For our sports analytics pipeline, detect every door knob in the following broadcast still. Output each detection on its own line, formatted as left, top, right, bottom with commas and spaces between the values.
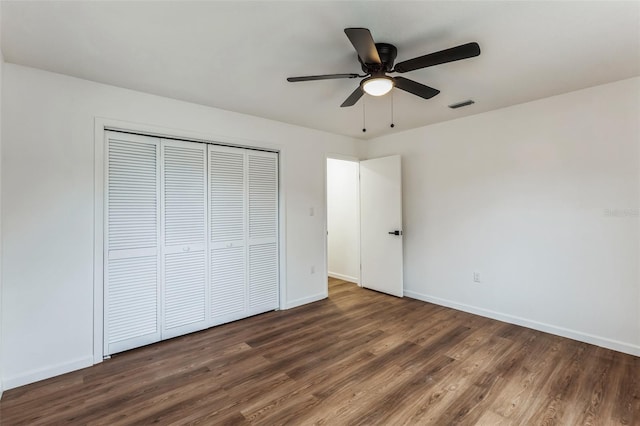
388, 230, 402, 236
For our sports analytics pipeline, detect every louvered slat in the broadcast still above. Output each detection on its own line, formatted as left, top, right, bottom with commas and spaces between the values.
248, 242, 278, 310
211, 246, 245, 318
164, 251, 206, 329
108, 139, 158, 250
210, 150, 245, 242
163, 144, 206, 247
248, 154, 278, 239
107, 253, 158, 344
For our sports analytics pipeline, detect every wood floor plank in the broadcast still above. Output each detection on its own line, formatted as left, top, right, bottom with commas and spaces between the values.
398, 333, 517, 424
1, 278, 638, 425
346, 354, 456, 425
486, 333, 562, 423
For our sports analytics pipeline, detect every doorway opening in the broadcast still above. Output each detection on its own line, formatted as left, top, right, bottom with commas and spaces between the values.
326, 157, 361, 290
326, 154, 404, 298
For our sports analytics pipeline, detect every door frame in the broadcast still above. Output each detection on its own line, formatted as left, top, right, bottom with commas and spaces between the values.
93, 118, 287, 364
324, 153, 362, 294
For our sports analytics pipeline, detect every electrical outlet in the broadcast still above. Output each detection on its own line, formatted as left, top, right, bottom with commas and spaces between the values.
473, 272, 481, 283
311, 265, 315, 274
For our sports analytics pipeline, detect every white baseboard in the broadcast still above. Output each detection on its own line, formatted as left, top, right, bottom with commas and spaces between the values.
3, 356, 94, 391
404, 289, 640, 357
284, 292, 327, 310
328, 272, 359, 284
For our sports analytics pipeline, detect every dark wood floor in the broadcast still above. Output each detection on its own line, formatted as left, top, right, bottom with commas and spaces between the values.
1, 278, 638, 425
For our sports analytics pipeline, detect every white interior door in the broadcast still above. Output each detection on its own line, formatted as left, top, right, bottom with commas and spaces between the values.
360, 155, 403, 297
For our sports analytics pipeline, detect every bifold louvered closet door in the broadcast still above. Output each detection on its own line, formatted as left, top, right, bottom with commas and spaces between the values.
105, 133, 161, 354
209, 146, 247, 322
208, 147, 280, 324
246, 151, 279, 312
105, 131, 279, 356
161, 140, 208, 339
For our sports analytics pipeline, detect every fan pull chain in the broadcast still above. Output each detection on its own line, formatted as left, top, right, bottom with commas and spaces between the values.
390, 91, 395, 128
362, 99, 367, 133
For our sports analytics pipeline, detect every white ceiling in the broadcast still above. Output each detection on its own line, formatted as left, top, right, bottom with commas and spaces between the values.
2, 1, 639, 139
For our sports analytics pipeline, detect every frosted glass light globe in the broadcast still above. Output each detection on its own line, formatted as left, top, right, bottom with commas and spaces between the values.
362, 77, 393, 96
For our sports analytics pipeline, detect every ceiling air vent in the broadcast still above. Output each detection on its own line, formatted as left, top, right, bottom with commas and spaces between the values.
448, 100, 475, 109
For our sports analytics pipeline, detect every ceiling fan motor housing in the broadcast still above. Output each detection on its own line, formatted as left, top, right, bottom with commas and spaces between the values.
359, 43, 398, 73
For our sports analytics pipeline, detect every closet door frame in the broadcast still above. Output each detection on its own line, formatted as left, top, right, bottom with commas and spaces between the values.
93, 119, 286, 363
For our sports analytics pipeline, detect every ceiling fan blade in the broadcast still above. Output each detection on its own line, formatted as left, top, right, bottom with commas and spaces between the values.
393, 77, 440, 99
287, 73, 360, 82
344, 28, 381, 65
340, 86, 364, 107
394, 42, 480, 73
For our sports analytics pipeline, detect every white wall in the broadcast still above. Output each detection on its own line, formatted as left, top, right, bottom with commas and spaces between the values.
3, 62, 638, 392
1, 64, 361, 389
327, 158, 360, 283
366, 77, 640, 356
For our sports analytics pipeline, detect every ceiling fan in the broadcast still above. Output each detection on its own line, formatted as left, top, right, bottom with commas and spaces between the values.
287, 28, 481, 107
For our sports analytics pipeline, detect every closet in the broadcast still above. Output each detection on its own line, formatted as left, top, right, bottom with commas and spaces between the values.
104, 131, 279, 355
